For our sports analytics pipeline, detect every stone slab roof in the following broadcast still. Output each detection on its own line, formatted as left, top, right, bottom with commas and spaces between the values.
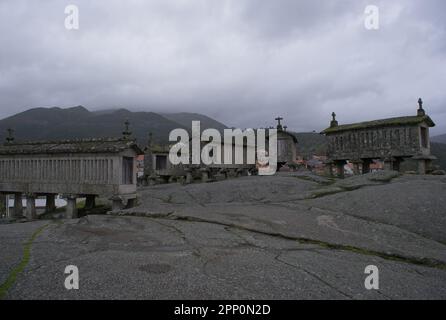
148, 144, 171, 153
321, 115, 435, 134
279, 130, 298, 143
0, 138, 143, 155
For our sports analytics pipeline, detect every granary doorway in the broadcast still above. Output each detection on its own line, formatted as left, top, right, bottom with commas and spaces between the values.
155, 155, 167, 170
122, 157, 134, 184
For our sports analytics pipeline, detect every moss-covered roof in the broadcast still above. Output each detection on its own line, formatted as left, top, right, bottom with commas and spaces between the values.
147, 143, 172, 153
279, 130, 298, 143
0, 137, 143, 155
321, 115, 435, 134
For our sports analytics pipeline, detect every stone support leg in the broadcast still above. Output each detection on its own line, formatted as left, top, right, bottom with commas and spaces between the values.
85, 195, 96, 209
417, 160, 426, 174
112, 198, 123, 211
324, 163, 334, 177
25, 194, 37, 220
0, 194, 6, 217
362, 159, 371, 174
65, 196, 78, 219
200, 168, 209, 183
126, 198, 136, 209
45, 194, 56, 212
352, 162, 361, 175
185, 170, 193, 184
335, 160, 346, 179
13, 193, 23, 218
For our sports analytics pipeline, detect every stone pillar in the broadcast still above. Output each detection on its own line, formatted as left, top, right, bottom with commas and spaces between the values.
185, 168, 193, 184
324, 161, 334, 178
65, 195, 78, 219
25, 193, 37, 220
177, 176, 186, 185
85, 195, 96, 209
417, 160, 426, 174
393, 158, 401, 172
111, 197, 123, 211
425, 159, 433, 174
249, 167, 258, 176
236, 168, 247, 177
200, 167, 210, 183
114, 200, 122, 211
0, 194, 6, 218
126, 198, 136, 209
362, 159, 371, 174
160, 175, 169, 184
353, 163, 360, 175
383, 157, 393, 171
219, 168, 228, 179
13, 193, 23, 218
412, 155, 436, 175
351, 160, 362, 175
148, 174, 158, 186
334, 160, 346, 179
45, 194, 56, 212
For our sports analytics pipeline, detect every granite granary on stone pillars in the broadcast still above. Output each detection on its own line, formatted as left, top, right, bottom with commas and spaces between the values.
0, 121, 143, 219
274, 117, 298, 170
321, 99, 436, 177
143, 133, 186, 185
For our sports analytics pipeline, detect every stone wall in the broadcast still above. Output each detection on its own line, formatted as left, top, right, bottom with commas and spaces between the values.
326, 125, 422, 160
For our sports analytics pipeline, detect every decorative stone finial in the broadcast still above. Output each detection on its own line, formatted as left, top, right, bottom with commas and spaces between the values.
122, 119, 132, 139
5, 128, 15, 144
283, 125, 288, 132
330, 112, 338, 128
275, 117, 283, 130
417, 97, 425, 117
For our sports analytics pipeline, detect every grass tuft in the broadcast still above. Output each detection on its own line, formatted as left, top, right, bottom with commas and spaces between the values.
0, 223, 49, 299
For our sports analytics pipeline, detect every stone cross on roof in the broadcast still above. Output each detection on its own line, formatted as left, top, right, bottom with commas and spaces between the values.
5, 128, 14, 144
122, 119, 132, 139
330, 112, 338, 128
417, 97, 426, 117
275, 117, 283, 130
418, 98, 423, 109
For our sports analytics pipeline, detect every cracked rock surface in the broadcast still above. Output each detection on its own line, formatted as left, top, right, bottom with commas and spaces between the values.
1, 171, 446, 299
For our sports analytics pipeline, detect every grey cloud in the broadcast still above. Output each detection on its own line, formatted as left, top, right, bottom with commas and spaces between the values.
0, 0, 445, 135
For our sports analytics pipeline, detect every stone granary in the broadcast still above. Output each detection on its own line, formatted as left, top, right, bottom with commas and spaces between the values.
0, 129, 143, 219
143, 132, 187, 184
274, 117, 299, 169
142, 117, 299, 183
321, 98, 436, 177
143, 132, 256, 185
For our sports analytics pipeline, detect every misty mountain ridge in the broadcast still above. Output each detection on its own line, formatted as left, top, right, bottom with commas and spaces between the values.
1, 106, 445, 169
0, 106, 228, 146
432, 134, 446, 144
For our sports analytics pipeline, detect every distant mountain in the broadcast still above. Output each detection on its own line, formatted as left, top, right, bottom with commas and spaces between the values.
431, 134, 446, 144
161, 112, 227, 132
2, 106, 443, 169
294, 132, 328, 158
431, 142, 446, 170
0, 106, 226, 146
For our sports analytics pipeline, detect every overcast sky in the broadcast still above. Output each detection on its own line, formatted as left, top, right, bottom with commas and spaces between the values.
1, 0, 445, 134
